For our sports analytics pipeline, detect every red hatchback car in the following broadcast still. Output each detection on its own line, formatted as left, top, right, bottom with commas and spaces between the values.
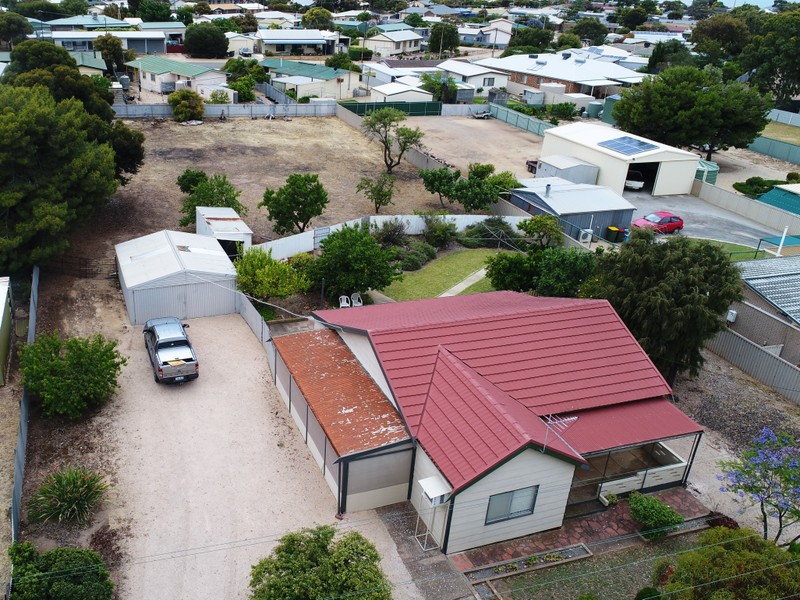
632, 211, 684, 234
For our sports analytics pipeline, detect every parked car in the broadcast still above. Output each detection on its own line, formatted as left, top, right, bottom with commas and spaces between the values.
239, 47, 253, 57
472, 110, 491, 119
624, 170, 645, 190
143, 317, 199, 384
632, 211, 684, 234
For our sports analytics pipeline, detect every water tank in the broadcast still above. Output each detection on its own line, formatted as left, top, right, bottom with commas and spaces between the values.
587, 101, 603, 118
119, 75, 130, 90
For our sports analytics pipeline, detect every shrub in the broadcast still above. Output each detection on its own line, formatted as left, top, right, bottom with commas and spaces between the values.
20, 333, 127, 420
634, 586, 661, 600
235, 246, 310, 300
176, 168, 208, 193
408, 239, 437, 261
604, 492, 619, 506
207, 89, 231, 104
349, 46, 372, 61
27, 466, 109, 525
287, 252, 316, 283
167, 88, 205, 122
628, 492, 684, 540
400, 250, 425, 271
549, 101, 578, 121
788, 171, 800, 181
9, 542, 114, 600
652, 557, 674, 587
420, 212, 457, 249
372, 218, 407, 247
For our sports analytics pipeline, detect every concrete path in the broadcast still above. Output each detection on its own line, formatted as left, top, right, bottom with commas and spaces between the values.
438, 268, 487, 297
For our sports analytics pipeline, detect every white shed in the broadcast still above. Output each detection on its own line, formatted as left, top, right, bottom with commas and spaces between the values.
195, 207, 253, 253
540, 123, 699, 196
535, 154, 599, 184
115, 230, 237, 325
370, 82, 434, 103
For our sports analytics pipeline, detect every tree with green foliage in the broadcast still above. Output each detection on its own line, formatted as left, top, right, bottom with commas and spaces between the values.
729, 4, 768, 36
582, 229, 742, 384
27, 466, 108, 525
177, 168, 208, 193
419, 71, 457, 103
207, 89, 231, 103
260, 173, 329, 234
60, 0, 88, 14
518, 214, 563, 248
555, 32, 581, 49
719, 427, 800, 546
428, 22, 459, 55
357, 10, 372, 21
403, 12, 425, 27
486, 252, 536, 292
613, 66, 771, 159
622, 6, 647, 28
168, 88, 205, 121
508, 25, 554, 49
249, 525, 391, 600
194, 1, 211, 14
184, 22, 228, 58
176, 5, 193, 24
571, 17, 608, 45
180, 174, 246, 226
9, 542, 114, 600
628, 491, 684, 540
686, 0, 712, 20
659, 527, 800, 598
13, 63, 114, 120
740, 10, 800, 107
311, 224, 399, 300
487, 247, 596, 297
0, 12, 32, 48
93, 33, 125, 73
12, 1, 69, 18
325, 51, 353, 70
231, 13, 259, 32
646, 39, 695, 73
20, 332, 126, 420
223, 57, 268, 82
661, 0, 685, 19
235, 246, 310, 301
301, 6, 333, 29
691, 13, 750, 59
1, 38, 75, 81
228, 74, 256, 102
419, 167, 460, 208
107, 120, 146, 184
0, 86, 118, 272
356, 174, 396, 214
211, 17, 242, 33
137, 0, 171, 20
361, 107, 424, 174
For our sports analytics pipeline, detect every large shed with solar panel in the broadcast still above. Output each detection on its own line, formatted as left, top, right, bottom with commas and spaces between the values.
540, 123, 699, 196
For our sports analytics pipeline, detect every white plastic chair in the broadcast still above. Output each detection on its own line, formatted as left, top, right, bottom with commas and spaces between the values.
339, 295, 351, 308
351, 292, 363, 307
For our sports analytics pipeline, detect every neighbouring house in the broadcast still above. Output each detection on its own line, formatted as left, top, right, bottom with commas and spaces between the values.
478, 17, 517, 48
46, 13, 128, 31
255, 29, 348, 56
399, 4, 463, 18
360, 59, 442, 87
253, 11, 300, 29
225, 32, 258, 56
500, 176, 637, 242
52, 30, 166, 54
270, 292, 703, 553
125, 55, 226, 96
115, 230, 237, 325
730, 255, 800, 365
371, 81, 434, 102
138, 21, 186, 45
540, 123, 699, 196
435, 59, 507, 96
260, 59, 358, 100
363, 30, 423, 57
69, 51, 107, 75
475, 50, 645, 99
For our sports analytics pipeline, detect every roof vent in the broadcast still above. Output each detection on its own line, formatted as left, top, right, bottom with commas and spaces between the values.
528, 54, 538, 58
536, 59, 547, 65
562, 52, 571, 60
575, 57, 586, 64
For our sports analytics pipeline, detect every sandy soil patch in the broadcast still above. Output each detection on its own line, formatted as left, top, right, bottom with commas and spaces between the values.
710, 147, 798, 193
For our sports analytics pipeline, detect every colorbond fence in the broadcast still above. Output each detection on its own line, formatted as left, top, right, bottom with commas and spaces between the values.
748, 136, 800, 165
691, 180, 800, 233
112, 101, 336, 119
338, 101, 442, 116
489, 103, 555, 137
768, 108, 800, 127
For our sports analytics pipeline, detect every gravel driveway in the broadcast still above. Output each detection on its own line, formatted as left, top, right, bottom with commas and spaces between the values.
109, 314, 419, 599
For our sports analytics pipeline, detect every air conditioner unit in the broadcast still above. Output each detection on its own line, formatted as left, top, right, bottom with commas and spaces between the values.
579, 229, 593, 243
726, 309, 737, 323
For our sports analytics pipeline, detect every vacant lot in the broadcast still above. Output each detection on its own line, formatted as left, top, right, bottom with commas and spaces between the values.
763, 121, 800, 144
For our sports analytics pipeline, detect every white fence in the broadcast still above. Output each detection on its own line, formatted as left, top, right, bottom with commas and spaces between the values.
768, 108, 800, 127
706, 328, 800, 407
256, 215, 529, 260
691, 180, 800, 233
113, 101, 337, 119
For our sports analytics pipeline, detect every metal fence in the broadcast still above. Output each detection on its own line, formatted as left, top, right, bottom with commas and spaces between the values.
338, 101, 442, 116
236, 292, 273, 370
113, 101, 336, 119
255, 82, 297, 105
768, 108, 800, 127
489, 103, 555, 137
706, 328, 800, 407
748, 136, 800, 165
691, 179, 800, 233
11, 266, 38, 543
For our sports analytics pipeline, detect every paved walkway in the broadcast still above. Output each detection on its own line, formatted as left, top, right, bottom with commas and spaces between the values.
450, 487, 710, 572
438, 268, 487, 297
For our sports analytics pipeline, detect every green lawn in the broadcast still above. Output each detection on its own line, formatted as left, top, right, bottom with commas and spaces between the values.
693, 239, 767, 261
382, 249, 504, 301
458, 277, 495, 295
762, 121, 800, 145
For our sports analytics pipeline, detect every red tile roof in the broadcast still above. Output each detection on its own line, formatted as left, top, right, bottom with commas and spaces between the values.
557, 398, 703, 455
272, 329, 409, 457
315, 292, 672, 430
418, 348, 585, 492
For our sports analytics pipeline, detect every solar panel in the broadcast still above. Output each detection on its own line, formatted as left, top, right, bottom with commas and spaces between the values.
598, 136, 658, 155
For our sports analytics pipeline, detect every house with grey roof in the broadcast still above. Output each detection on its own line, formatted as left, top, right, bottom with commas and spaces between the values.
52, 30, 166, 54
363, 30, 423, 57
46, 13, 128, 31
125, 55, 226, 96
254, 29, 348, 56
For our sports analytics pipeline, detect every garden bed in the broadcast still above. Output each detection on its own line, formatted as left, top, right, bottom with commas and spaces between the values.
464, 544, 592, 584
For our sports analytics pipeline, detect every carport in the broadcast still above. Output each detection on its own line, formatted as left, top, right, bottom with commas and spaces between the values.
115, 230, 237, 325
540, 123, 699, 196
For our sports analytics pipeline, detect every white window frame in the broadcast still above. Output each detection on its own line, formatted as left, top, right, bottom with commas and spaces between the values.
485, 485, 538, 525
483, 77, 495, 87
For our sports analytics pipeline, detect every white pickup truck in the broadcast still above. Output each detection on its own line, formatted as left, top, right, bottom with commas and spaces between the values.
624, 170, 645, 190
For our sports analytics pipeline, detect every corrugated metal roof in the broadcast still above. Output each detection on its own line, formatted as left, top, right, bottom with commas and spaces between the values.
70, 51, 106, 71
115, 230, 235, 289
273, 329, 409, 456
419, 348, 584, 492
314, 292, 672, 431
558, 398, 702, 455
125, 55, 215, 78
514, 177, 635, 215
138, 21, 187, 30
197, 207, 253, 235
260, 58, 348, 81
47, 15, 128, 26
758, 187, 800, 216
738, 256, 800, 325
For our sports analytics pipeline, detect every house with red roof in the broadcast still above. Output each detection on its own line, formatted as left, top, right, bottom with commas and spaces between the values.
271, 292, 702, 554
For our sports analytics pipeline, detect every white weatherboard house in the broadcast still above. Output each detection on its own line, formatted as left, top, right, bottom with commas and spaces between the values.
115, 231, 237, 325
435, 59, 507, 96
540, 123, 700, 196
371, 82, 433, 103
363, 30, 423, 57
125, 55, 226, 96
270, 293, 703, 553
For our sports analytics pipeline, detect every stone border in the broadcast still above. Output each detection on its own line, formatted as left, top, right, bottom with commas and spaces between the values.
464, 543, 592, 584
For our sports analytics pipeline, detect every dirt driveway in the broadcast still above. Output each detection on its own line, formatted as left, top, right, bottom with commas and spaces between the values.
406, 116, 541, 179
